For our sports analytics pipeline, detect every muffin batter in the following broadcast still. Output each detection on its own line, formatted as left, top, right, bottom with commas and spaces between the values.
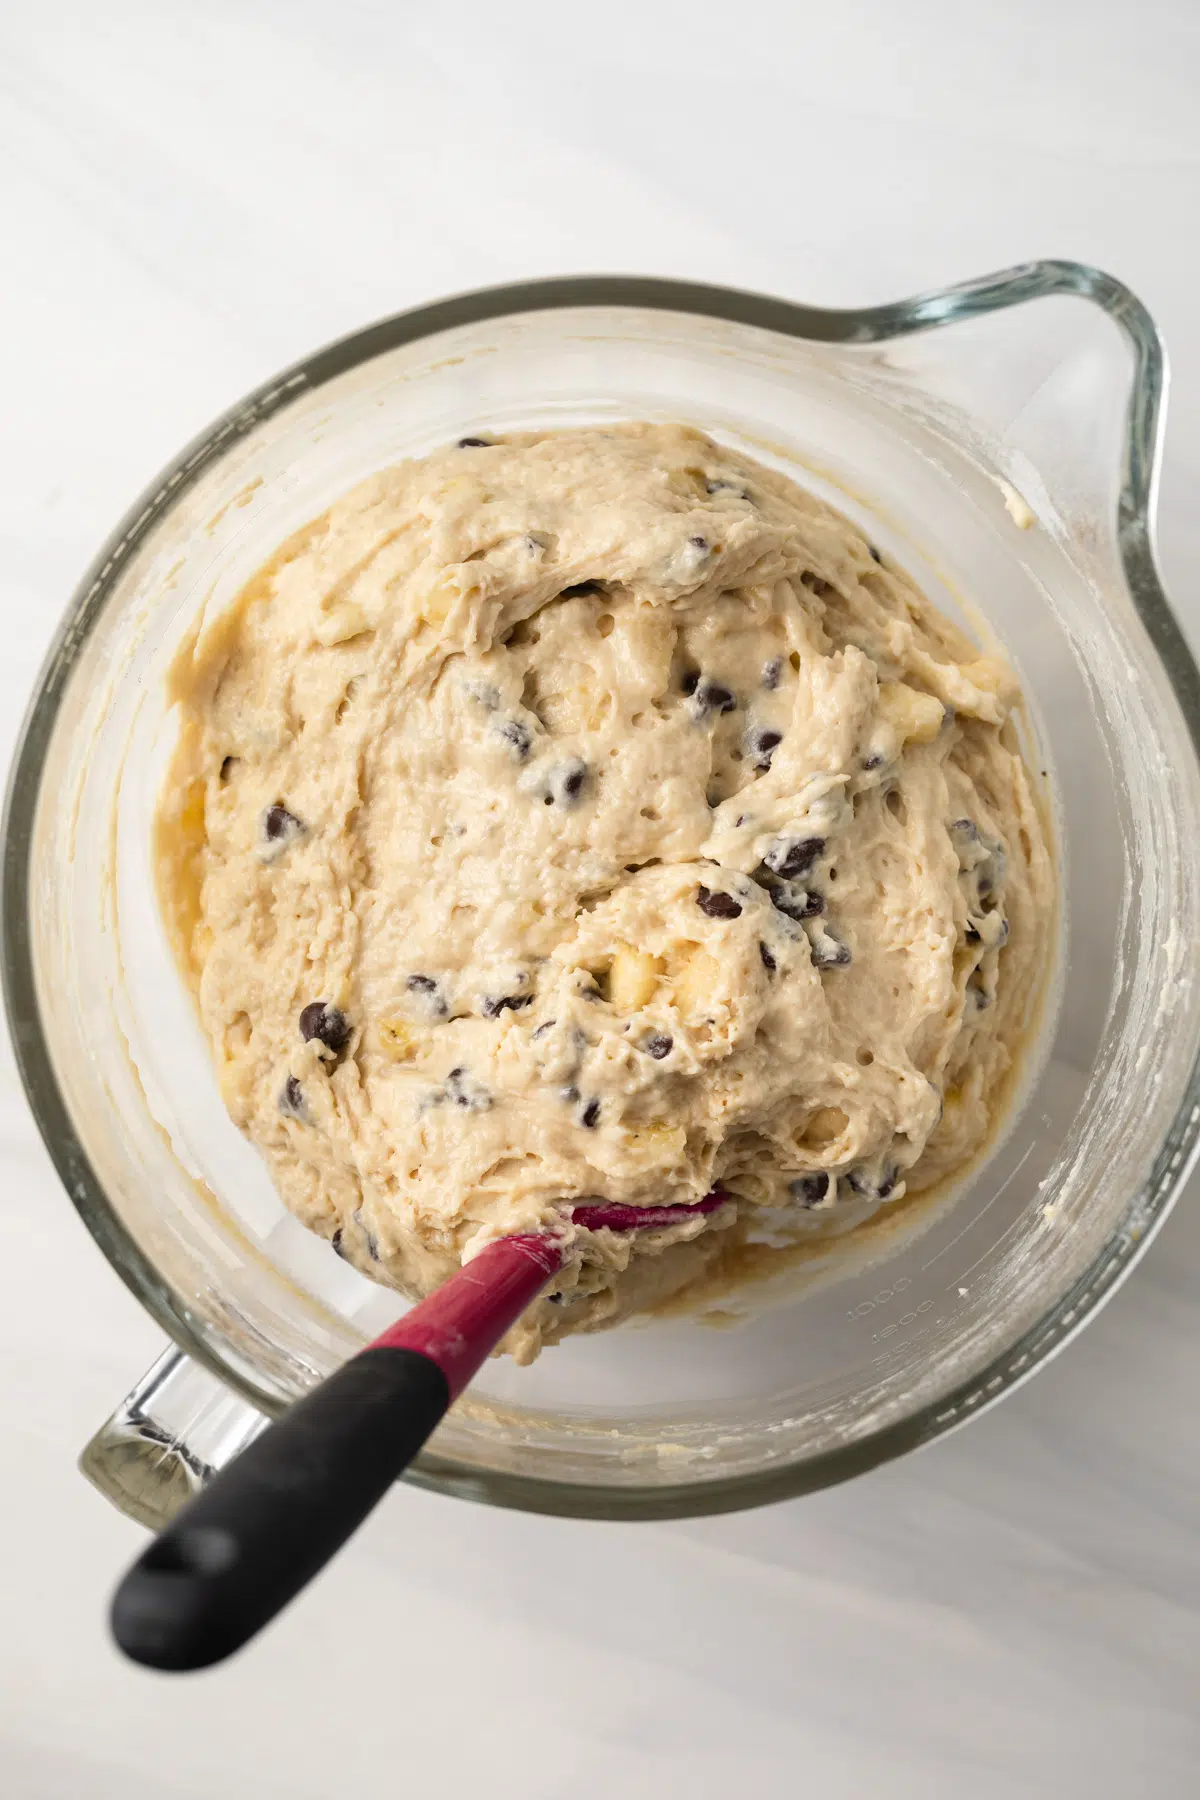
158, 424, 1053, 1359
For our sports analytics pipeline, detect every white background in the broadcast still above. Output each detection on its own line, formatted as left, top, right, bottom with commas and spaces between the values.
2, 4, 1198, 1795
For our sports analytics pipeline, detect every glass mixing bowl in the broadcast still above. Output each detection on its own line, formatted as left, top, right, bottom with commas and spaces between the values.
6, 263, 1200, 1528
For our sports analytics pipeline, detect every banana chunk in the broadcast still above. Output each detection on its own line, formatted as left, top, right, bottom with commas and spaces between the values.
877, 680, 944, 746
379, 1018, 421, 1062
671, 944, 721, 1017
609, 944, 663, 1012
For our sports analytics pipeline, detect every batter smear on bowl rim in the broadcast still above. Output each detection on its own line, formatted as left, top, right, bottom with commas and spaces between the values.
156, 424, 1053, 1361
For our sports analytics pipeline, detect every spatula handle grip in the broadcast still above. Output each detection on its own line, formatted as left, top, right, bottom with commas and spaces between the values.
110, 1233, 563, 1670
111, 1345, 449, 1670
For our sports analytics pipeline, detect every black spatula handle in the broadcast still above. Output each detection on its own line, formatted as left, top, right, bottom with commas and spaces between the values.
110, 1346, 448, 1671
110, 1231, 565, 1671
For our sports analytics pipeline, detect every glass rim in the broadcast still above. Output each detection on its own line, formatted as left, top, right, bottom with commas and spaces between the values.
6, 259, 1200, 1520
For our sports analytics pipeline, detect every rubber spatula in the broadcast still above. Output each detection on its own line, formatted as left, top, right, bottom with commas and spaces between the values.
110, 1191, 728, 1670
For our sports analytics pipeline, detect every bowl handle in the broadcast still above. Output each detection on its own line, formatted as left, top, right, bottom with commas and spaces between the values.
79, 1346, 266, 1531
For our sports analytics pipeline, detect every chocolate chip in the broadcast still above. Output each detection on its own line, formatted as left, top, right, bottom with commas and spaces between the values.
759, 941, 777, 973
966, 923, 981, 944
998, 917, 1010, 946
405, 973, 448, 1020
481, 993, 534, 1019
581, 1098, 601, 1128
219, 755, 236, 782
531, 1018, 557, 1040
696, 680, 736, 715
498, 719, 532, 758
771, 885, 823, 921
457, 435, 492, 448
561, 581, 602, 597
847, 1163, 898, 1201
790, 1173, 832, 1208
548, 759, 588, 806
643, 1032, 673, 1059
810, 930, 851, 969
861, 752, 885, 772
445, 1067, 492, 1110
748, 727, 782, 770
263, 803, 305, 846
680, 667, 701, 697
688, 534, 709, 552
353, 1212, 381, 1260
279, 1075, 308, 1120
762, 657, 783, 691
299, 1002, 351, 1056
561, 1084, 581, 1104
697, 885, 743, 920
765, 836, 825, 880
331, 1228, 348, 1259
868, 544, 883, 564
706, 477, 748, 498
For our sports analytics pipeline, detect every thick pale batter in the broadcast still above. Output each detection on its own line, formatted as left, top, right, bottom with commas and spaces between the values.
158, 424, 1053, 1359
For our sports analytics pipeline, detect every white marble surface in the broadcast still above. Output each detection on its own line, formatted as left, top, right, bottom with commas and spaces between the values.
2, 3, 1199, 1794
